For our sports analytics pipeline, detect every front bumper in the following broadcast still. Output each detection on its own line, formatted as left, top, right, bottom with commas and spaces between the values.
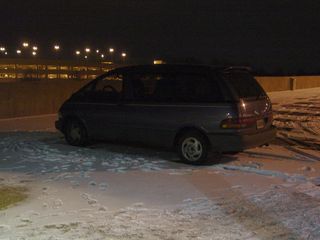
207, 126, 277, 152
55, 119, 63, 132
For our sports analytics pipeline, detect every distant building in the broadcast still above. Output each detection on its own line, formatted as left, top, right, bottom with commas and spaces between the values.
0, 58, 116, 82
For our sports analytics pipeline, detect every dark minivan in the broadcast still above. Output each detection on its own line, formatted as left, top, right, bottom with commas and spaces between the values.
56, 64, 276, 164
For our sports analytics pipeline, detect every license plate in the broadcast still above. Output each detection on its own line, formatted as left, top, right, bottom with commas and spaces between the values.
256, 119, 265, 129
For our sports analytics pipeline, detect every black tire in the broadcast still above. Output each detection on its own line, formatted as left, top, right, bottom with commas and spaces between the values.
64, 119, 88, 146
177, 130, 209, 165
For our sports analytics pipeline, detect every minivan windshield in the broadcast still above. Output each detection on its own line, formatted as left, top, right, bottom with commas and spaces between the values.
223, 70, 265, 99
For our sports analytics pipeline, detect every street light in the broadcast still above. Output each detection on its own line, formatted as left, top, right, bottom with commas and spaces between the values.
22, 42, 29, 48
96, 49, 100, 53
54, 45, 60, 51
16, 50, 22, 55
4, 52, 8, 55
75, 50, 81, 55
0, 47, 5, 52
85, 48, 90, 53
32, 46, 38, 51
32, 51, 37, 56
121, 52, 127, 57
84, 55, 88, 59
109, 48, 114, 53
101, 54, 105, 58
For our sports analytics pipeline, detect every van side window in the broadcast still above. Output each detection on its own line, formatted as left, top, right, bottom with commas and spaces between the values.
127, 72, 223, 103
91, 74, 123, 102
128, 73, 161, 102
174, 73, 224, 103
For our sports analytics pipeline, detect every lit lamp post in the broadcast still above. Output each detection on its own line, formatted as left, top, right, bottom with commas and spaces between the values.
31, 46, 38, 57
53, 44, 60, 59
121, 52, 127, 64
84, 48, 90, 60
109, 48, 114, 63
0, 47, 6, 57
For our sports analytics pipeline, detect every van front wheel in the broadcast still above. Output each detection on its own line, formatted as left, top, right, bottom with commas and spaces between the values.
64, 119, 88, 146
177, 131, 209, 164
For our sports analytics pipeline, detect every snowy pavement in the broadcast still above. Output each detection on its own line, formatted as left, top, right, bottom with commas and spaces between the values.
1, 88, 320, 239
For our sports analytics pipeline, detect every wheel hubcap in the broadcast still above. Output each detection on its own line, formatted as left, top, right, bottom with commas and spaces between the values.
181, 137, 203, 161
69, 124, 81, 141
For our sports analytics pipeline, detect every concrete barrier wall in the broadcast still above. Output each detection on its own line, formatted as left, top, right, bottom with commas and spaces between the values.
0, 79, 90, 119
1, 76, 320, 119
256, 76, 320, 92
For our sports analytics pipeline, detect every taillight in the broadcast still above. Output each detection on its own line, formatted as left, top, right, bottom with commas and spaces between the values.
220, 116, 257, 129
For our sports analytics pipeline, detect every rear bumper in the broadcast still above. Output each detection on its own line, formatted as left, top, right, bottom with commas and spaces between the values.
207, 126, 277, 152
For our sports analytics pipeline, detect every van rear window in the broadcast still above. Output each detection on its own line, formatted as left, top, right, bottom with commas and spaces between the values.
223, 71, 265, 98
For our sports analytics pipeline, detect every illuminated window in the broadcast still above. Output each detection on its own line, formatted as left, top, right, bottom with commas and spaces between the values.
0, 73, 15, 78
37, 65, 46, 70
72, 66, 87, 71
60, 74, 69, 79
87, 75, 97, 79
79, 75, 88, 79
48, 65, 58, 70
0, 64, 15, 70
16, 65, 37, 70
60, 66, 69, 70
88, 67, 99, 71
48, 74, 57, 79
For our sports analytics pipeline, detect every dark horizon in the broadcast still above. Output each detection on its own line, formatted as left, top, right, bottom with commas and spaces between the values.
1, 0, 320, 74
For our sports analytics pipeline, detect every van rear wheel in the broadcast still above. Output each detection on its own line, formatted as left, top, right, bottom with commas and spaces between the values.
64, 119, 88, 146
177, 131, 209, 164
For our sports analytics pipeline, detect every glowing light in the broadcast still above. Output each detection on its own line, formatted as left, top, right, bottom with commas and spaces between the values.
85, 48, 90, 53
0, 47, 5, 52
109, 48, 114, 53
84, 55, 88, 59
32, 46, 38, 51
121, 52, 126, 57
32, 51, 37, 56
153, 59, 165, 65
96, 49, 100, 53
16, 50, 22, 54
75, 50, 81, 55
54, 45, 60, 50
4, 52, 8, 55
22, 42, 29, 47
101, 54, 104, 58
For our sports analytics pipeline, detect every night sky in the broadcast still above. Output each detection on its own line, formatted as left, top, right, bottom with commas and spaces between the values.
1, 0, 320, 74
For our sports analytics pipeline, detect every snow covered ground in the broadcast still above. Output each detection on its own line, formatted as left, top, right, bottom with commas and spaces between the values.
1, 88, 320, 239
